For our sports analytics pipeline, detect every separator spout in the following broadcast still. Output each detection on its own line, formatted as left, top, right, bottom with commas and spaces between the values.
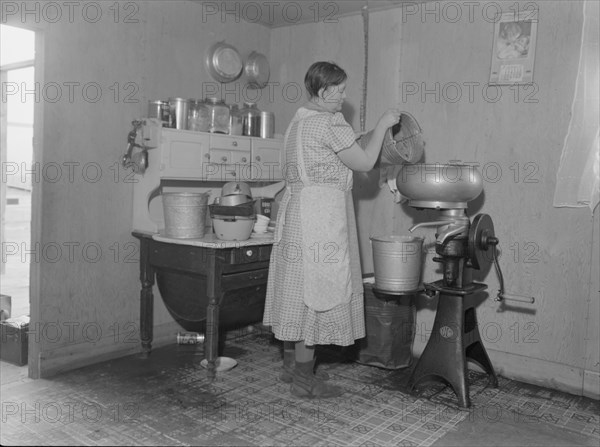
408, 220, 455, 233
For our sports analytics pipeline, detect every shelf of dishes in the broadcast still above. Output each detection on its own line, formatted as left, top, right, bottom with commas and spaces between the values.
139, 119, 285, 182
148, 98, 274, 139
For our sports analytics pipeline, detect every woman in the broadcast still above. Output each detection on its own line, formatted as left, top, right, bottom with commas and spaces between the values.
263, 61, 401, 398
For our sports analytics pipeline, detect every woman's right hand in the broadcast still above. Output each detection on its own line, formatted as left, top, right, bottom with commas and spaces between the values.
376, 109, 401, 131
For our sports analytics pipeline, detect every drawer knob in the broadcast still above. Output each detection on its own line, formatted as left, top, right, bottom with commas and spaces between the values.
241, 157, 247, 163
246, 249, 254, 257
221, 156, 228, 162
255, 156, 261, 162
232, 141, 238, 147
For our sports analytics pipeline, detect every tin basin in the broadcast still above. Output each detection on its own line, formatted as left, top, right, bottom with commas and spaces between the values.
396, 163, 483, 209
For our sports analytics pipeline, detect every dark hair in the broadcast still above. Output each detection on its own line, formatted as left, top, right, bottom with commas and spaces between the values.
304, 62, 348, 99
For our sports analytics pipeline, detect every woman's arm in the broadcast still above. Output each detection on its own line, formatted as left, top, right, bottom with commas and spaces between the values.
337, 109, 401, 172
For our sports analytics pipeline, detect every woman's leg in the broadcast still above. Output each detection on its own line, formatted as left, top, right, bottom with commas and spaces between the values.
279, 341, 296, 383
291, 341, 342, 398
281, 340, 330, 383
294, 340, 314, 362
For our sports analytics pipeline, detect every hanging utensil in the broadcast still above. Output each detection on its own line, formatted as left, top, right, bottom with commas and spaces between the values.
122, 120, 143, 167
244, 51, 270, 89
206, 42, 244, 83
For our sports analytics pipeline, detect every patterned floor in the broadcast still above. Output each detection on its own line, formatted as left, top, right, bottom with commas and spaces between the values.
1, 329, 599, 446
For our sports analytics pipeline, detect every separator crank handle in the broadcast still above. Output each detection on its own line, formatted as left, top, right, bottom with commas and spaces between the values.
498, 293, 535, 304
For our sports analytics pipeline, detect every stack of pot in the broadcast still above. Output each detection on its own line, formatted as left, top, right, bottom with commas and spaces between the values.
210, 182, 256, 241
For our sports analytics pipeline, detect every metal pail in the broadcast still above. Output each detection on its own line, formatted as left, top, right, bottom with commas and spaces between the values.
162, 192, 209, 239
370, 235, 424, 293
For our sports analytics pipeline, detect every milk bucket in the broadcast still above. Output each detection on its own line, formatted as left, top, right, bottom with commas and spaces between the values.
370, 235, 424, 293
162, 192, 209, 239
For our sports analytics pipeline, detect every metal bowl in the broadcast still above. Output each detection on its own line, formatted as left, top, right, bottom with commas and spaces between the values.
244, 51, 270, 89
212, 216, 255, 241
214, 195, 253, 207
396, 163, 483, 209
221, 181, 252, 198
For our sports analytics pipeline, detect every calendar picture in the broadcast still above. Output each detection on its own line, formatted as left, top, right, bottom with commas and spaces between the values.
489, 9, 538, 85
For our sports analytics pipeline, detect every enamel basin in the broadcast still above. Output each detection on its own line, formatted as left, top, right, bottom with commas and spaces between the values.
396, 163, 483, 209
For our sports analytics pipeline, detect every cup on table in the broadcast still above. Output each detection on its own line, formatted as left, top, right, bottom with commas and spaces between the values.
253, 214, 270, 233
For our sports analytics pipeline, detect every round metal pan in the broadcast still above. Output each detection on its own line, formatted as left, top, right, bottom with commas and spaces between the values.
206, 42, 243, 83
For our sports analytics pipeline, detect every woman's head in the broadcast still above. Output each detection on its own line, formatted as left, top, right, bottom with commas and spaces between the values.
304, 62, 348, 111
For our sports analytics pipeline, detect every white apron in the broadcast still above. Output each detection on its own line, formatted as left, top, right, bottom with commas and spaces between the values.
282, 114, 354, 312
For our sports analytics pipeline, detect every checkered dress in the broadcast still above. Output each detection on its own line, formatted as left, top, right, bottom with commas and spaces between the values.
263, 108, 365, 346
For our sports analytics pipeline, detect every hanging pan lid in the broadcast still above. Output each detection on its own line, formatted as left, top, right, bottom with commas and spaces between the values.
206, 42, 243, 83
244, 51, 270, 89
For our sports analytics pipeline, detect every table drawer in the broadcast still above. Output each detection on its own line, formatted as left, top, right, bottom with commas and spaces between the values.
224, 245, 272, 264
221, 268, 269, 291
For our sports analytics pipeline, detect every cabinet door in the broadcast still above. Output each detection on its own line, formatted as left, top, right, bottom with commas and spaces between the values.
160, 129, 210, 180
250, 138, 284, 181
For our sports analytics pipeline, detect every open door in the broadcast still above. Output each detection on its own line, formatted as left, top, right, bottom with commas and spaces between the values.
0, 24, 43, 379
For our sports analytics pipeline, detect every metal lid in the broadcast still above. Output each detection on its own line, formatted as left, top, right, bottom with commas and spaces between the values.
205, 97, 225, 104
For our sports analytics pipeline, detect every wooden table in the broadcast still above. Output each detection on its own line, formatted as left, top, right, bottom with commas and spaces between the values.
132, 230, 273, 379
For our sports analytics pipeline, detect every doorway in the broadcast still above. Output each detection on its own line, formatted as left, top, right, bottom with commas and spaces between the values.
1, 24, 36, 378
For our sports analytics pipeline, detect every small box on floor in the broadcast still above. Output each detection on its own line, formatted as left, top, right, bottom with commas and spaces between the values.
0, 315, 29, 366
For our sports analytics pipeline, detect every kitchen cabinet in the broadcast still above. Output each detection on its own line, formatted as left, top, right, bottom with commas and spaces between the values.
143, 121, 284, 182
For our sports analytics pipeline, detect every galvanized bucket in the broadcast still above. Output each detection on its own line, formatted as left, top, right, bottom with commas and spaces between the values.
370, 235, 424, 293
162, 192, 209, 239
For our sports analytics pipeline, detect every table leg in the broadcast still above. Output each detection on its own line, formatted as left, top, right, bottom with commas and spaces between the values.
206, 300, 219, 380
205, 252, 221, 380
138, 237, 155, 357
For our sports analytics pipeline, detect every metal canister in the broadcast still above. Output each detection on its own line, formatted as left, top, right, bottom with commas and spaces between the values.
240, 102, 261, 137
176, 332, 205, 344
147, 100, 170, 126
168, 97, 190, 130
259, 111, 274, 139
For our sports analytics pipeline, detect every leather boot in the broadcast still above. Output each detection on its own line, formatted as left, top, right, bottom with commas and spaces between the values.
290, 360, 343, 399
280, 350, 330, 383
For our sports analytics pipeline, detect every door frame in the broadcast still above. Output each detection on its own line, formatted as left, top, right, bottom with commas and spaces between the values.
28, 28, 44, 379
